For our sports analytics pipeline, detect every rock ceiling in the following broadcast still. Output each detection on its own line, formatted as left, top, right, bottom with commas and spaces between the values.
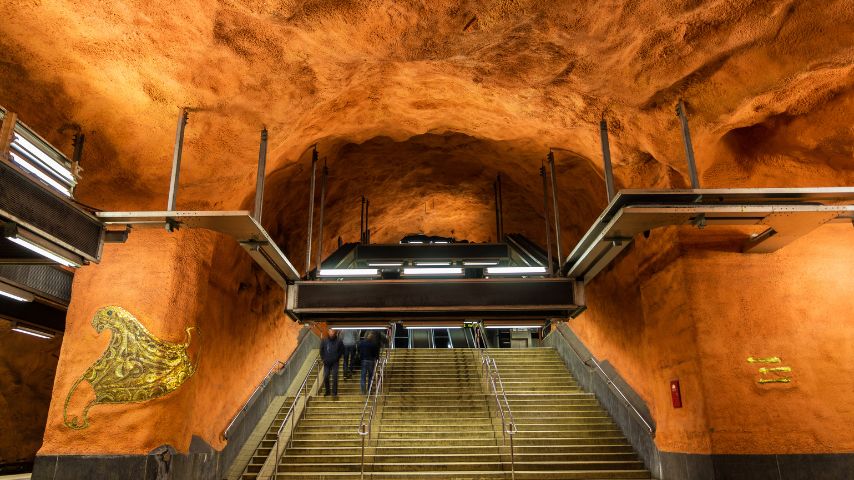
1, 0, 852, 253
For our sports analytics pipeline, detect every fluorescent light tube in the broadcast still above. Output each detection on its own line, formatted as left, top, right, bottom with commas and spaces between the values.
368, 262, 402, 267
485, 325, 542, 329
463, 261, 499, 266
13, 133, 74, 181
331, 326, 386, 330
406, 241, 423, 244
402, 267, 463, 276
11, 322, 55, 339
432, 241, 449, 244
7, 234, 81, 267
0, 282, 34, 302
486, 266, 547, 275
415, 261, 450, 266
10, 152, 72, 197
318, 268, 378, 277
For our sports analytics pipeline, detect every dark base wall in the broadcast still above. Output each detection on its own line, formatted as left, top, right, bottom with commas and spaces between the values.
544, 323, 854, 480
32, 328, 320, 480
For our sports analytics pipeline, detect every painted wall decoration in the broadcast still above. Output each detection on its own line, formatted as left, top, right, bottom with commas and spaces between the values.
748, 356, 792, 384
63, 306, 197, 429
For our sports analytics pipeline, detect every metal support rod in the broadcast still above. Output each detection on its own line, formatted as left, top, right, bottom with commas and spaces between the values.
304, 147, 318, 277
599, 119, 616, 201
540, 163, 553, 275
253, 129, 268, 222
676, 100, 700, 189
359, 196, 365, 243
365, 199, 370, 244
167, 108, 189, 211
493, 181, 501, 242
497, 174, 504, 240
547, 151, 563, 266
316, 160, 328, 268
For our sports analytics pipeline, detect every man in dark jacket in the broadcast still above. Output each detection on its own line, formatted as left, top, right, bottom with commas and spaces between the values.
320, 330, 344, 397
358, 332, 380, 395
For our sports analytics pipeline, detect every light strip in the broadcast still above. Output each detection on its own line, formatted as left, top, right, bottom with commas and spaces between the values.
486, 266, 547, 275
403, 326, 457, 330
368, 262, 403, 267
0, 282, 34, 302
402, 267, 463, 276
10, 152, 72, 197
318, 268, 379, 277
6, 234, 81, 267
11, 323, 55, 339
405, 241, 423, 244
331, 326, 387, 330
415, 261, 450, 266
463, 261, 499, 266
13, 133, 74, 181
485, 325, 542, 329
432, 241, 450, 244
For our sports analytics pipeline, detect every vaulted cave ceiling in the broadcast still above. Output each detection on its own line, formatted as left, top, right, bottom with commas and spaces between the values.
1, 0, 852, 258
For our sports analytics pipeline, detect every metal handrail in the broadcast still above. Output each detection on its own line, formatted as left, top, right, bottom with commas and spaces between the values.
272, 357, 322, 478
357, 323, 394, 480
474, 323, 516, 480
552, 322, 655, 437
223, 359, 285, 439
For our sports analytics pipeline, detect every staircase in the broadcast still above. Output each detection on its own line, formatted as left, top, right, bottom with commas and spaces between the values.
488, 348, 650, 479
239, 347, 651, 479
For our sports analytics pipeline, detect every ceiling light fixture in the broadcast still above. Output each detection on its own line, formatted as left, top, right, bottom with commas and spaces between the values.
3, 223, 83, 267
402, 267, 463, 276
318, 268, 379, 277
486, 266, 547, 275
463, 261, 499, 266
0, 282, 34, 302
368, 262, 403, 267
415, 261, 451, 266
11, 322, 56, 339
10, 151, 72, 197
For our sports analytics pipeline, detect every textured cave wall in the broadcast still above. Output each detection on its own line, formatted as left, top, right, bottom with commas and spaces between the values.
0, 0, 851, 466
0, 319, 62, 466
571, 223, 854, 454
40, 228, 301, 455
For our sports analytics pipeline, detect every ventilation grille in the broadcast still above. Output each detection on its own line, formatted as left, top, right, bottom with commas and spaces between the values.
0, 264, 72, 303
0, 161, 103, 260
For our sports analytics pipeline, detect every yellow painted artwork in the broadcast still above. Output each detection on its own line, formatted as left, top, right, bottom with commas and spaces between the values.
747, 356, 791, 385
63, 306, 197, 429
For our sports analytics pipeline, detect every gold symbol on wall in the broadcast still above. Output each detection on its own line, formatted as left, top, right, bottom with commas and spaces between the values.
747, 356, 791, 384
63, 306, 197, 429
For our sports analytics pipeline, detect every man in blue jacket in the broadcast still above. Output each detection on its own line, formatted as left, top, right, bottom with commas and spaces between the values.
320, 329, 344, 398
358, 332, 380, 395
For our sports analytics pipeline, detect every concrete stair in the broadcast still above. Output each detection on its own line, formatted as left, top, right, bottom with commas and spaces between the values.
243, 347, 650, 479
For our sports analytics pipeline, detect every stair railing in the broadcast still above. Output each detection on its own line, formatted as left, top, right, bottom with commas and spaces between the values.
357, 350, 390, 479
224, 359, 285, 440
474, 323, 517, 480
552, 322, 655, 437
272, 356, 321, 478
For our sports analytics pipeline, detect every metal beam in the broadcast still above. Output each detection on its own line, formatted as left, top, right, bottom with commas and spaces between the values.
316, 161, 328, 268
600, 119, 616, 201
547, 151, 563, 265
166, 108, 189, 212
304, 147, 318, 276
540, 163, 553, 274
253, 129, 268, 222
676, 100, 700, 189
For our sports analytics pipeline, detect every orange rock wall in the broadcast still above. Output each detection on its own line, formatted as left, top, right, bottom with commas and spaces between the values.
40, 228, 302, 455
0, 319, 62, 464
571, 223, 854, 454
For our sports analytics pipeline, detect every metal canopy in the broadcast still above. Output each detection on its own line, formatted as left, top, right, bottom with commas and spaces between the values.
97, 211, 300, 286
286, 277, 583, 324
563, 188, 854, 283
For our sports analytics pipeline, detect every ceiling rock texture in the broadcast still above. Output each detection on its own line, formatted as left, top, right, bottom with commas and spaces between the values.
1, 0, 853, 250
